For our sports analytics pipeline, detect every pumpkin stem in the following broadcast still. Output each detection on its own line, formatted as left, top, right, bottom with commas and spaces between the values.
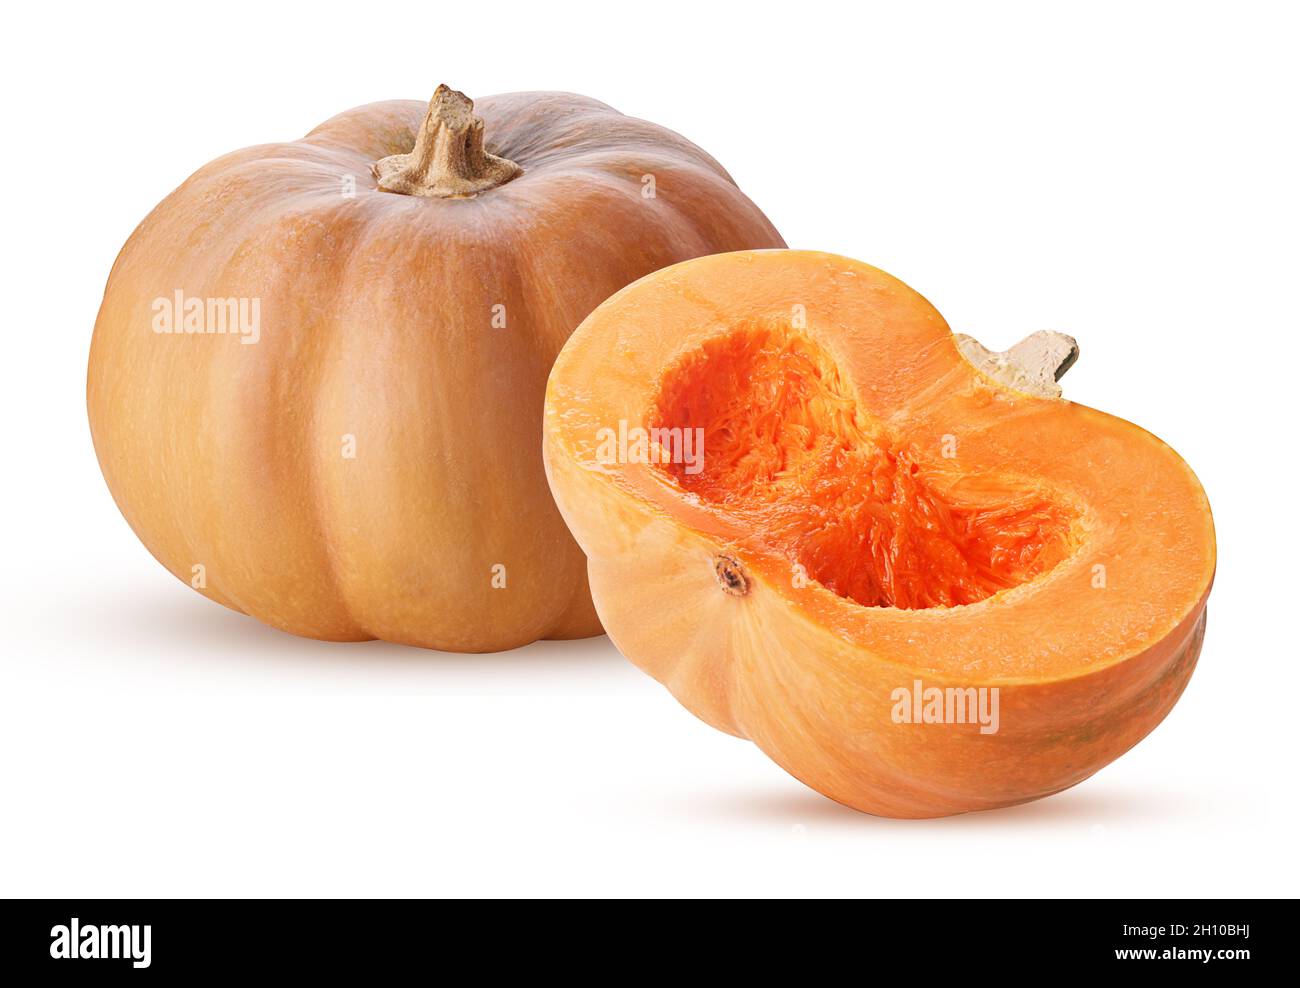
373, 85, 522, 198
953, 330, 1079, 398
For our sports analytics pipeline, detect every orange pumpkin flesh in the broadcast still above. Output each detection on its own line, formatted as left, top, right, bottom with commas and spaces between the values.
87, 87, 784, 652
543, 249, 1215, 818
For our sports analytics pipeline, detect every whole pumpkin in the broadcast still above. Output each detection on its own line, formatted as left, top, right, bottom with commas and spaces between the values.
87, 86, 785, 651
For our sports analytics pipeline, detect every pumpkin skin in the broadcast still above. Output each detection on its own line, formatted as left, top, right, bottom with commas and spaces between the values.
543, 250, 1216, 817
87, 89, 785, 651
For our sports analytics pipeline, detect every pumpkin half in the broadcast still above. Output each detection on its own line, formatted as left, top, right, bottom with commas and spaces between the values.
543, 250, 1215, 818
88, 86, 784, 651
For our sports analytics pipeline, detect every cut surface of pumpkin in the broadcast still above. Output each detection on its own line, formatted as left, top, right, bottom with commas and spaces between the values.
543, 249, 1215, 818
653, 323, 1080, 610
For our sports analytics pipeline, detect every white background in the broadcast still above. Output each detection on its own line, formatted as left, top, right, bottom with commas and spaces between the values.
2, 1, 1296, 897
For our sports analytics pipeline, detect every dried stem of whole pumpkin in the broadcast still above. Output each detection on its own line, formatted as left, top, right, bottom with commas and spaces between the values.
374, 85, 523, 198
